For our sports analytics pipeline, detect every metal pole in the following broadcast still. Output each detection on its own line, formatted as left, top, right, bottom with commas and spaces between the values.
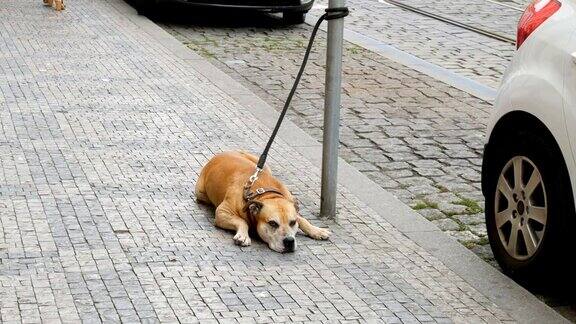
320, 0, 345, 218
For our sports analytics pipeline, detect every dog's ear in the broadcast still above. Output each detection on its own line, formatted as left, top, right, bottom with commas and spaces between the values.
246, 201, 263, 227
248, 201, 263, 217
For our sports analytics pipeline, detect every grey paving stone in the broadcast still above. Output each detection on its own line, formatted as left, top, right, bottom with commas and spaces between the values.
416, 209, 446, 221
455, 213, 485, 226
469, 223, 489, 237
438, 202, 469, 216
432, 219, 461, 232
446, 231, 481, 243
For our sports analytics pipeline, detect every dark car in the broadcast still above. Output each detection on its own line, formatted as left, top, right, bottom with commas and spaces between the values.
133, 0, 313, 24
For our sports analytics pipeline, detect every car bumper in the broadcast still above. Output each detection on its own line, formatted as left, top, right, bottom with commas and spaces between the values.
170, 0, 314, 12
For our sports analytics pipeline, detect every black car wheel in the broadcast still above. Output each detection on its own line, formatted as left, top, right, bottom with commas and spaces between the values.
283, 12, 306, 24
485, 129, 574, 281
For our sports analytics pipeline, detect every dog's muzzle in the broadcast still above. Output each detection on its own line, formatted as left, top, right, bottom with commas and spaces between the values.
283, 237, 295, 253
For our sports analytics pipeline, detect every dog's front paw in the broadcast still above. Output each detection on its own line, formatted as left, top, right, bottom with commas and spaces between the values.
308, 227, 331, 240
233, 231, 252, 246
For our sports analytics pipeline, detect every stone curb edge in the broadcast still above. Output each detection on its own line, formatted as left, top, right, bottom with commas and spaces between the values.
105, 1, 566, 322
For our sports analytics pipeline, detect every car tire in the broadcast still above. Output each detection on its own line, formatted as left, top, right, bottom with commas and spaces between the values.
133, 0, 156, 15
283, 12, 306, 24
485, 130, 574, 282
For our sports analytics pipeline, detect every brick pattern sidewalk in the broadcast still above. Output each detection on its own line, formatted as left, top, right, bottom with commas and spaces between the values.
0, 0, 515, 322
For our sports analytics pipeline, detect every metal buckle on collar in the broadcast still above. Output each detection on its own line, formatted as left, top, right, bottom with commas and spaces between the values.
255, 188, 265, 195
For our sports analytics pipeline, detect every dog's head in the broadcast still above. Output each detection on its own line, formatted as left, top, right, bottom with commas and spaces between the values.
246, 198, 299, 253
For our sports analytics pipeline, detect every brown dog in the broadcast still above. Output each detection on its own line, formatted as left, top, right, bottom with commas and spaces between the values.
196, 151, 330, 252
43, 0, 65, 11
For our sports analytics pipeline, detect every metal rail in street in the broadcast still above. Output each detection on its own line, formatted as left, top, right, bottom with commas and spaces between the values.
382, 0, 517, 45
485, 0, 524, 12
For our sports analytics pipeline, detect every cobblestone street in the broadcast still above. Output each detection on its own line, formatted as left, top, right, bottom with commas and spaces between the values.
159, 11, 499, 261
306, 0, 522, 88
3, 0, 563, 322
374, 0, 524, 39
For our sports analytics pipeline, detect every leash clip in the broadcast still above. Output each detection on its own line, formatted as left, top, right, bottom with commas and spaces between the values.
248, 167, 263, 186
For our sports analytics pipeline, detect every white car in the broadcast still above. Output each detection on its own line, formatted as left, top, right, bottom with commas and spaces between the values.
483, 0, 576, 279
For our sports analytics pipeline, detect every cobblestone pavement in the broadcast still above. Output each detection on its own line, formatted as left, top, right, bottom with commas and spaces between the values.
307, 0, 520, 88
384, 0, 526, 39
0, 0, 523, 322
159, 13, 497, 261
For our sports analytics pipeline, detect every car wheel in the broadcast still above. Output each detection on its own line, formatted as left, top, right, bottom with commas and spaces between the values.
485, 130, 574, 281
283, 12, 306, 24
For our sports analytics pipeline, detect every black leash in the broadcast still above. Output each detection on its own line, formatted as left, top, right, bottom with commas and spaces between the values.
247, 7, 349, 186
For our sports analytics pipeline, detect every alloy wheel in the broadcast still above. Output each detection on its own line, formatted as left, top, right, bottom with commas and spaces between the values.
494, 156, 547, 260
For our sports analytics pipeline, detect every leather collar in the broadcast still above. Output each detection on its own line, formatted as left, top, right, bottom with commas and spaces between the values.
243, 186, 284, 202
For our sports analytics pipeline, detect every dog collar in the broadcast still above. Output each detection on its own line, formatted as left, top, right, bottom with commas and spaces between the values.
243, 186, 284, 202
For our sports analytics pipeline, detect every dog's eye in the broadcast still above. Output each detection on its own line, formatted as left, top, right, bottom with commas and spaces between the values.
268, 221, 279, 228
289, 220, 296, 227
